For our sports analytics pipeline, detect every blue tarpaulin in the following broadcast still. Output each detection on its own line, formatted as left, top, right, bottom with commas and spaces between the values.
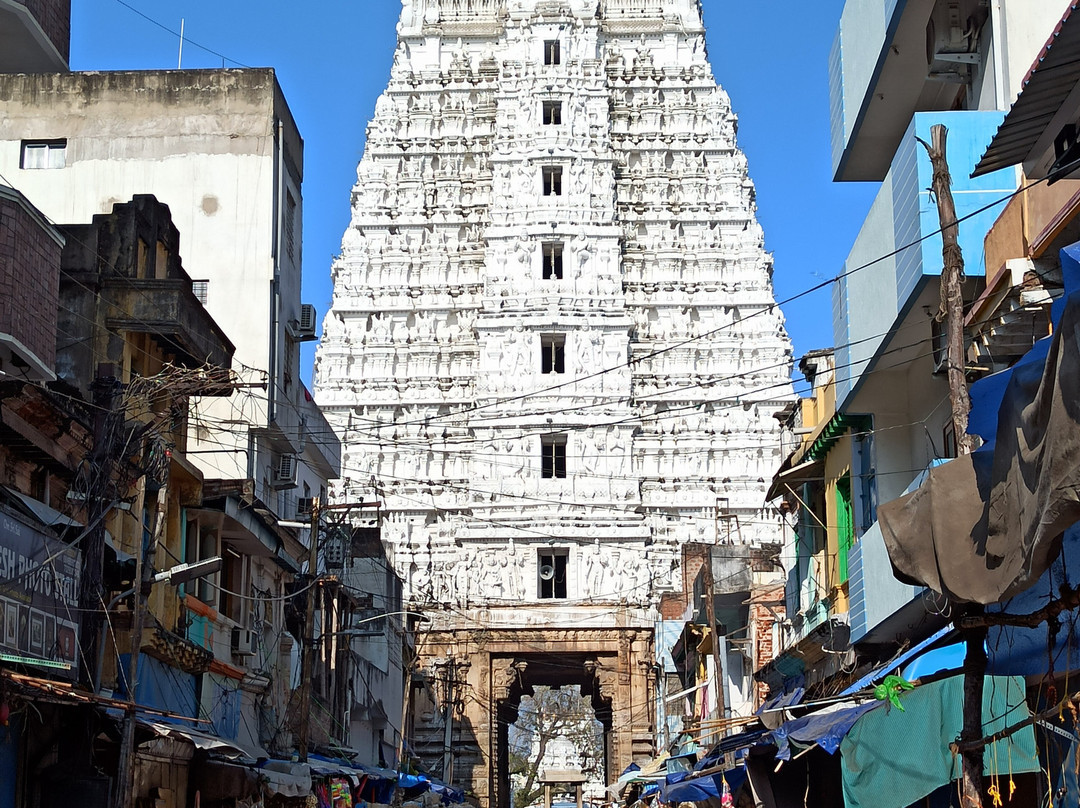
660, 767, 747, 803
660, 771, 724, 803
839, 626, 953, 697
772, 700, 882, 760
695, 728, 771, 771
398, 772, 465, 804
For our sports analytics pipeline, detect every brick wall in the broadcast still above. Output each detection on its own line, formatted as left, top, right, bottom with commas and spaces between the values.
0, 192, 62, 374
750, 583, 785, 707
16, 0, 71, 62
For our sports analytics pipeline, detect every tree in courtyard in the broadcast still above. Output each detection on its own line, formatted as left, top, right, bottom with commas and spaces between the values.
509, 686, 605, 808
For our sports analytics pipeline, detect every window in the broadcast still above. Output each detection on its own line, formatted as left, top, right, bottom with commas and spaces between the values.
155, 241, 169, 279
136, 238, 150, 278
283, 336, 295, 391
835, 475, 855, 585
544, 40, 561, 65
220, 543, 248, 624
285, 191, 298, 260
542, 166, 563, 196
20, 139, 66, 169
185, 518, 220, 606
541, 435, 567, 479
538, 550, 568, 599
192, 280, 209, 305
542, 100, 562, 125
542, 242, 564, 279
540, 334, 565, 374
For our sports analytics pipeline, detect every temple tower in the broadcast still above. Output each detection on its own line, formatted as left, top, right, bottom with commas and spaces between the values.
314, 2, 793, 802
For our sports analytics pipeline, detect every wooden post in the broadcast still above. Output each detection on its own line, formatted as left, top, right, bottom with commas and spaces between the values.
918, 124, 984, 808
297, 498, 321, 762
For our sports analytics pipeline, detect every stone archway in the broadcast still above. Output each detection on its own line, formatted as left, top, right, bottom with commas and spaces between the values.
412, 628, 655, 808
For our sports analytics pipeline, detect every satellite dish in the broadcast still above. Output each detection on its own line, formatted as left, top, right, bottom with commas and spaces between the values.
539, 564, 556, 581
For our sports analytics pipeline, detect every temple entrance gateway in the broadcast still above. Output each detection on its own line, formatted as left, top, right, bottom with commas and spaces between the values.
411, 628, 655, 808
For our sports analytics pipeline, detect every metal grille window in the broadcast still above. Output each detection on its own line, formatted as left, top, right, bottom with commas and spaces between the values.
540, 334, 565, 374
285, 191, 297, 260
542, 242, 564, 279
541, 435, 567, 478
544, 40, 561, 65
192, 280, 209, 305
538, 550, 568, 599
542, 100, 562, 125
20, 140, 66, 169
542, 166, 563, 196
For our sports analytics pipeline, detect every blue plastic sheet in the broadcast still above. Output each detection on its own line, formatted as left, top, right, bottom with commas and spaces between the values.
397, 772, 465, 804
772, 701, 882, 760
839, 626, 952, 697
660, 771, 724, 803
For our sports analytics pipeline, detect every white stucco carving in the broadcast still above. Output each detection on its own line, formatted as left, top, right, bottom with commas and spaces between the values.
315, 0, 794, 618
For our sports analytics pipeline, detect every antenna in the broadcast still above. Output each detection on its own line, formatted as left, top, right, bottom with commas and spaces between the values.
177, 18, 185, 69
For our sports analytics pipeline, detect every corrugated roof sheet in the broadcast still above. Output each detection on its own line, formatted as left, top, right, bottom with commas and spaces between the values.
973, 3, 1080, 177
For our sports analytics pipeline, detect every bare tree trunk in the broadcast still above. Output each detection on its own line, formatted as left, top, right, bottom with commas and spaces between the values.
918, 124, 983, 808
918, 125, 977, 457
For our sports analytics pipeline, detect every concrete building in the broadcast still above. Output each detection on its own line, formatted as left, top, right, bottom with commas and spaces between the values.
760, 0, 1070, 696
314, 0, 793, 803
0, 69, 340, 526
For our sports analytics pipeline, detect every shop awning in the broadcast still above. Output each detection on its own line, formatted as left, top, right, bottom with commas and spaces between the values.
259, 760, 312, 797
878, 261, 1080, 604
765, 457, 824, 500
139, 720, 257, 759
840, 676, 1040, 808
772, 700, 881, 760
660, 766, 749, 804
973, 3, 1080, 178
398, 773, 465, 803
838, 626, 954, 697
659, 771, 724, 803
2, 486, 82, 529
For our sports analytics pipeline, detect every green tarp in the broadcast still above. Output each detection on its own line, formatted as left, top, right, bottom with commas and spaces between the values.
840, 675, 1039, 808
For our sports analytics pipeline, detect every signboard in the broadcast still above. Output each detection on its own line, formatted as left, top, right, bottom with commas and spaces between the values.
0, 506, 81, 676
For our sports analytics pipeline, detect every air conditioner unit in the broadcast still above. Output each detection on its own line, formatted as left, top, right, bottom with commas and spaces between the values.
232, 627, 257, 656
297, 497, 314, 518
290, 303, 317, 341
272, 454, 298, 489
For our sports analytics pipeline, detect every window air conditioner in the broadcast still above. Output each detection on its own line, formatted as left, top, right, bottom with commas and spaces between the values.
272, 454, 298, 489
232, 627, 257, 656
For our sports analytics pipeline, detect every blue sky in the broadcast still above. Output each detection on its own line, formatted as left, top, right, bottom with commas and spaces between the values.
70, 0, 878, 387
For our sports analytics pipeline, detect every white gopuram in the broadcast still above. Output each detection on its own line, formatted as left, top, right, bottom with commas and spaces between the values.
315, 0, 793, 628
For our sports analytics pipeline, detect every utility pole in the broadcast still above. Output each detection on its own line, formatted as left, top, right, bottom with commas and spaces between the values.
79, 364, 122, 688
297, 497, 321, 762
115, 480, 167, 808
919, 124, 984, 808
442, 658, 455, 784
701, 545, 726, 726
